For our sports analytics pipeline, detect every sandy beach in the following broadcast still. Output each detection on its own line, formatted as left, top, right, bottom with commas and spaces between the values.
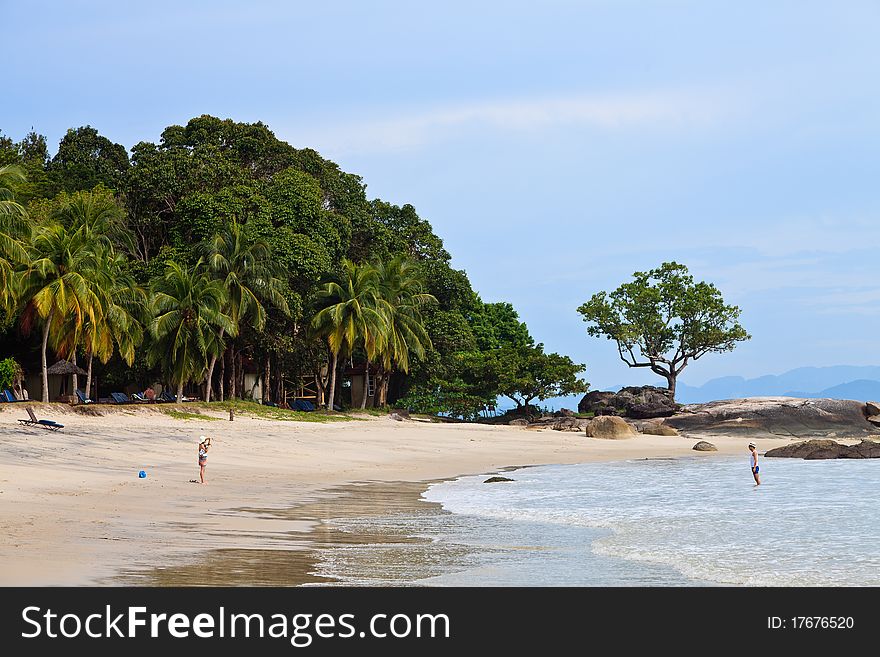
0, 403, 780, 586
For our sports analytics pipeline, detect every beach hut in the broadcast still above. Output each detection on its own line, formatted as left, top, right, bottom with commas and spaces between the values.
44, 360, 88, 402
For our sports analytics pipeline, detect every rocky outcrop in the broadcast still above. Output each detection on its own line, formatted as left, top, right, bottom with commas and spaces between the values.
665, 397, 880, 439
692, 440, 717, 451
585, 415, 637, 439
578, 386, 679, 419
552, 417, 592, 432
638, 421, 679, 436
866, 401, 880, 416
508, 419, 529, 426
765, 438, 880, 459
484, 476, 514, 483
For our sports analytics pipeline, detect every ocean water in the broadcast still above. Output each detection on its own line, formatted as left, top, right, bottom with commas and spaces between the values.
313, 457, 880, 586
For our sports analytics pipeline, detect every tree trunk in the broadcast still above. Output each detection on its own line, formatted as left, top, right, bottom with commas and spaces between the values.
665, 374, 677, 402
360, 363, 370, 409
85, 352, 93, 401
237, 352, 244, 400
72, 352, 79, 402
205, 329, 225, 403
40, 308, 54, 402
380, 376, 390, 406
263, 354, 270, 404
326, 351, 338, 410
177, 379, 184, 403
219, 349, 226, 401
228, 348, 236, 399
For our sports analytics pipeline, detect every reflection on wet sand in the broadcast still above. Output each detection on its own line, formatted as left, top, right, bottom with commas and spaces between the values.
114, 481, 449, 586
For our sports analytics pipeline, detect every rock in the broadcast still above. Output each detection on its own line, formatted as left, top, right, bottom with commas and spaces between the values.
866, 401, 880, 416
391, 407, 411, 419
557, 408, 575, 417
508, 419, 529, 426
484, 476, 514, 483
867, 415, 880, 426
765, 438, 880, 459
666, 397, 880, 439
578, 386, 679, 419
552, 417, 591, 432
640, 421, 679, 436
692, 440, 717, 451
585, 415, 637, 439
389, 412, 406, 421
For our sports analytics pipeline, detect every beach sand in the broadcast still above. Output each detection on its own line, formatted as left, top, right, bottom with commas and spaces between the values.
0, 404, 781, 586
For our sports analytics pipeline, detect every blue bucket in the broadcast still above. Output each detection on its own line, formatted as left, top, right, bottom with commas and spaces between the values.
138, 470, 147, 479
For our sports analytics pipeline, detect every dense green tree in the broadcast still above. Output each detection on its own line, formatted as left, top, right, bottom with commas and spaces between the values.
47, 126, 129, 194
493, 344, 587, 411
577, 262, 749, 399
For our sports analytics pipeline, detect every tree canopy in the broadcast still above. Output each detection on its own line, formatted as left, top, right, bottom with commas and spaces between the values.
577, 262, 749, 399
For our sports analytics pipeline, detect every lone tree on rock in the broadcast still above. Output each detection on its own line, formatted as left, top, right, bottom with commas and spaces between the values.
577, 262, 749, 400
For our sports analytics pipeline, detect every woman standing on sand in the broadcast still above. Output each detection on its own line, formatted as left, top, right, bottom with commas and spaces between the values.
198, 436, 212, 485
749, 442, 760, 485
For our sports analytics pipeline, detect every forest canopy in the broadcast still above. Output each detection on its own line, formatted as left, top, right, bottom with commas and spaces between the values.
0, 116, 586, 417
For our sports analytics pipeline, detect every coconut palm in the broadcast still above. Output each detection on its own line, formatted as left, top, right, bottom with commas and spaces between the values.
53, 250, 147, 398
18, 222, 105, 401
200, 220, 289, 401
0, 165, 29, 313
148, 260, 236, 401
311, 259, 387, 410
373, 255, 436, 405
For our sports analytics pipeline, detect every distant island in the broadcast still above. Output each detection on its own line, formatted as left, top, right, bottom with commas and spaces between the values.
674, 366, 880, 404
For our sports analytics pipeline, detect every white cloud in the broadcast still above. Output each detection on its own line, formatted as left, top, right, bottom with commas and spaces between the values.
281, 88, 734, 155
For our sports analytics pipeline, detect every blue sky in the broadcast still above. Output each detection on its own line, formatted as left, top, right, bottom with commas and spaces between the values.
5, 1, 880, 390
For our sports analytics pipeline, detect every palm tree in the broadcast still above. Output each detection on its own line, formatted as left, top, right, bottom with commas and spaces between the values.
50, 192, 145, 400
373, 255, 436, 406
53, 250, 147, 398
148, 260, 235, 401
18, 223, 104, 401
200, 221, 289, 401
0, 165, 29, 313
311, 260, 387, 410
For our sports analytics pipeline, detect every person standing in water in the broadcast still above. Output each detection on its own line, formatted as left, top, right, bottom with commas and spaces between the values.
749, 442, 761, 485
198, 435, 212, 484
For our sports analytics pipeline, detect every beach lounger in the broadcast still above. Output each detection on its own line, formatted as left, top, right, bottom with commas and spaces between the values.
75, 389, 94, 404
18, 406, 64, 431
131, 392, 148, 402
4, 389, 23, 402
110, 392, 132, 404
156, 391, 176, 403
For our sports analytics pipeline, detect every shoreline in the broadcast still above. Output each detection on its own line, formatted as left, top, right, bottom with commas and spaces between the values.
0, 405, 803, 586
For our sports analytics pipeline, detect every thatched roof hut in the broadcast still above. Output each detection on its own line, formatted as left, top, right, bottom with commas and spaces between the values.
46, 360, 88, 376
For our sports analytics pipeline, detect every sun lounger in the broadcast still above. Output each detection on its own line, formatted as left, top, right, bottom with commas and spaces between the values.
4, 389, 23, 402
75, 389, 94, 404
158, 391, 176, 402
131, 392, 148, 402
18, 406, 64, 431
110, 392, 132, 404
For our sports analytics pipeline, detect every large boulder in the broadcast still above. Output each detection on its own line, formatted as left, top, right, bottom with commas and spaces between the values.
585, 415, 637, 439
866, 401, 880, 416
666, 397, 880, 439
639, 421, 680, 436
578, 386, 679, 419
692, 440, 717, 451
552, 417, 592, 432
765, 438, 880, 459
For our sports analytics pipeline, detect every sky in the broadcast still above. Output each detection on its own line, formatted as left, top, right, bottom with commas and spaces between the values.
4, 0, 880, 391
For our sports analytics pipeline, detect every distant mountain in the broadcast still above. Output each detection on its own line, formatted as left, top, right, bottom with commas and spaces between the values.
676, 366, 880, 403
784, 379, 880, 402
